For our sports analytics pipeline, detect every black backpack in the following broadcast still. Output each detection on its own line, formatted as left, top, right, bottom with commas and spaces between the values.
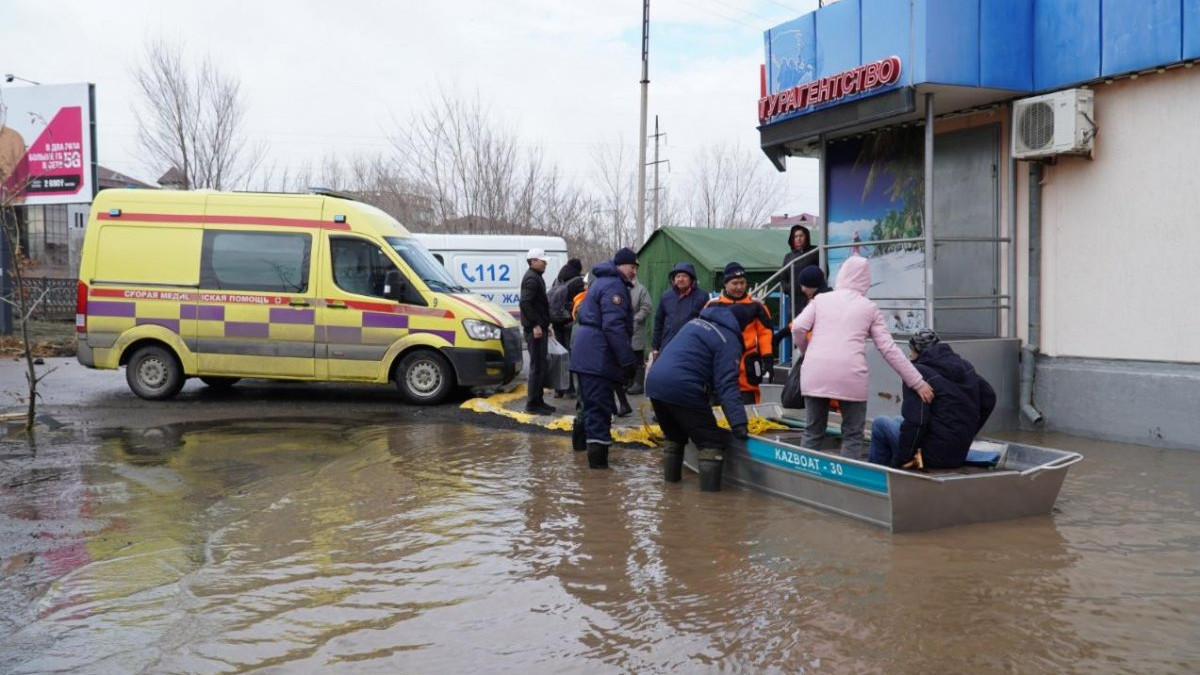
548, 277, 578, 324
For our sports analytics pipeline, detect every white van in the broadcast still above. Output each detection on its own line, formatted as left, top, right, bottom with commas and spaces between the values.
413, 233, 569, 317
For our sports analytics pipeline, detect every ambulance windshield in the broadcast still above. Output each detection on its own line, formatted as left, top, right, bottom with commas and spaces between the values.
386, 237, 468, 293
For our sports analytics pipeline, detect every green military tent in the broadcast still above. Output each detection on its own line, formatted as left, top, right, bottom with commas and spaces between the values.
634, 226, 791, 346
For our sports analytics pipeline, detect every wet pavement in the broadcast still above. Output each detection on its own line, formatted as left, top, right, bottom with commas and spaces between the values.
2, 359, 1199, 673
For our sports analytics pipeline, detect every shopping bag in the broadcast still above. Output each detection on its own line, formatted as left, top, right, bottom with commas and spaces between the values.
545, 336, 571, 391
781, 358, 805, 409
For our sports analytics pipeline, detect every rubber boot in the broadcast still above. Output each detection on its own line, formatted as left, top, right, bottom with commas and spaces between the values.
698, 447, 724, 491
614, 387, 633, 418
572, 417, 587, 452
662, 442, 684, 483
587, 442, 609, 469
627, 366, 645, 395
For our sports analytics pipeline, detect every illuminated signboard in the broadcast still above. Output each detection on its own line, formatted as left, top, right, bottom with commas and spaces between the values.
759, 56, 902, 124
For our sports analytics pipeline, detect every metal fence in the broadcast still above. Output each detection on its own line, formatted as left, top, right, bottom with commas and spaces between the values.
14, 277, 77, 321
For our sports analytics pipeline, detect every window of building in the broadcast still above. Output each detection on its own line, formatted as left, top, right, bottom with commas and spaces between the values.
19, 204, 69, 271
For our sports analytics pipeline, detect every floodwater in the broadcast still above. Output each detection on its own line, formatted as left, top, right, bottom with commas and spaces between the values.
1, 420, 1198, 674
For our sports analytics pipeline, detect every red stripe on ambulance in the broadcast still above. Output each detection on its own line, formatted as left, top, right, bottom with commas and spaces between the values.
98, 212, 351, 230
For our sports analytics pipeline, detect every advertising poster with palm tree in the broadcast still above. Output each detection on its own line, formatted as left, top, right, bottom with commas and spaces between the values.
825, 128, 926, 332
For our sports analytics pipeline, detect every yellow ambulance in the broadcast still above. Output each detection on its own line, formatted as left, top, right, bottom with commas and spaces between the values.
75, 188, 523, 404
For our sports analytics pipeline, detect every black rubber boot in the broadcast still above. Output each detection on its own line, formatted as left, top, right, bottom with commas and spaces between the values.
587, 442, 609, 469
572, 418, 587, 452
698, 447, 724, 491
627, 366, 645, 395
615, 387, 633, 417
662, 442, 684, 483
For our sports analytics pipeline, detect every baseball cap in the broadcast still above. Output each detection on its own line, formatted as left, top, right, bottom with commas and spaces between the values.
526, 248, 549, 262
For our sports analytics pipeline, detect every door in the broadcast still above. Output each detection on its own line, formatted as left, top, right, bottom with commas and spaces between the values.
321, 235, 408, 381
932, 125, 1000, 337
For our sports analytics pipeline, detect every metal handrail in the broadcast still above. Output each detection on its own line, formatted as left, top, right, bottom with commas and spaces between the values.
751, 246, 820, 300
752, 233, 1014, 337
1019, 451, 1084, 477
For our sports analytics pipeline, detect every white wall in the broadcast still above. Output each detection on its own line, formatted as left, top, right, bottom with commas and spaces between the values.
1036, 67, 1200, 362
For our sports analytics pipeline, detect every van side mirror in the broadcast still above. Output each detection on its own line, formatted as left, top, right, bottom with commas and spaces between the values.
383, 270, 407, 301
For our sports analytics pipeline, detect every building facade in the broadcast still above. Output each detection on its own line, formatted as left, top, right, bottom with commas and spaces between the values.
760, 0, 1200, 449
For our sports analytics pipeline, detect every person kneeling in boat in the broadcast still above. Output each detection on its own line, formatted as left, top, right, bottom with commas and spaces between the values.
868, 329, 997, 469
645, 304, 749, 491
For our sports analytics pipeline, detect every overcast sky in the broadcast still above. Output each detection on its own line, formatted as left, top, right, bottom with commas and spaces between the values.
3, 0, 820, 216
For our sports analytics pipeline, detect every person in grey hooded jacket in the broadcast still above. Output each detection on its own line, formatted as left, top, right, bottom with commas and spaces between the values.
625, 278, 653, 396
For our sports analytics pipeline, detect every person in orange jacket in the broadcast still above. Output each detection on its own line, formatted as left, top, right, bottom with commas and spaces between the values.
707, 262, 774, 404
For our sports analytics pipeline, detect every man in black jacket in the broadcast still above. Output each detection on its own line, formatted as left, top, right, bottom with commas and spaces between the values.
520, 248, 555, 415
868, 329, 996, 469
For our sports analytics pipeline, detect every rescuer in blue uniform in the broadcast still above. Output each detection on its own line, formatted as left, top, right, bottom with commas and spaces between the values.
645, 304, 749, 491
570, 247, 640, 469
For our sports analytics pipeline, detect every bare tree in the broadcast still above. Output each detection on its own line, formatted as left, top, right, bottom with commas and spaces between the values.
589, 141, 640, 251
384, 87, 619, 266
390, 88, 549, 232
687, 142, 784, 229
132, 39, 261, 189
0, 185, 52, 435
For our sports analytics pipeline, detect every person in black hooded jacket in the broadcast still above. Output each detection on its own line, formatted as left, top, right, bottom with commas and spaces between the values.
868, 329, 997, 469
781, 224, 819, 307
549, 258, 585, 397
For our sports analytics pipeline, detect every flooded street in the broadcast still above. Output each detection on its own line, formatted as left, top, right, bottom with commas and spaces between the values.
1, 416, 1199, 673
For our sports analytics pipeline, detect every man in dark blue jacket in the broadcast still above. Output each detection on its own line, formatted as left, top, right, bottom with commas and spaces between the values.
645, 304, 749, 491
868, 329, 997, 469
570, 247, 640, 469
651, 262, 709, 360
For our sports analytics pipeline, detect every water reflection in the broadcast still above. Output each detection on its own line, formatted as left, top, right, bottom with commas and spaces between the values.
0, 421, 1197, 672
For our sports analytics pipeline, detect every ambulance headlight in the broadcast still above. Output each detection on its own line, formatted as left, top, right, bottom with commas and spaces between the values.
463, 319, 502, 341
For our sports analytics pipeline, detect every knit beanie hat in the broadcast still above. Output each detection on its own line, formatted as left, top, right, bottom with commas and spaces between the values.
908, 328, 941, 354
723, 262, 747, 283
798, 265, 826, 289
613, 247, 638, 266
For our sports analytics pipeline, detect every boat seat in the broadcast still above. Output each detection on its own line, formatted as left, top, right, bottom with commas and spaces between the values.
963, 449, 1001, 468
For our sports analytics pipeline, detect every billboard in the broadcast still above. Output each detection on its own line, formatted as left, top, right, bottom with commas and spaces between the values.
0, 83, 97, 206
825, 128, 926, 333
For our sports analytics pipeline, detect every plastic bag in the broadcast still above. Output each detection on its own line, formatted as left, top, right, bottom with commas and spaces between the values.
545, 336, 571, 391
781, 358, 805, 409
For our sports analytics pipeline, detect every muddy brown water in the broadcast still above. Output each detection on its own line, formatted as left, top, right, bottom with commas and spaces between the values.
1, 420, 1198, 673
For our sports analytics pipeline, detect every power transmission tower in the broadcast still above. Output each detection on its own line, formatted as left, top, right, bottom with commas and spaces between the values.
649, 115, 669, 232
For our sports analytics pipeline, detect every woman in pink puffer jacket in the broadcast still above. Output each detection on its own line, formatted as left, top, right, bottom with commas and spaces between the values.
791, 255, 934, 458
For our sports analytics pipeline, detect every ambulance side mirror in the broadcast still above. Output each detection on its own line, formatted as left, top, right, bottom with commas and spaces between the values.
383, 270, 407, 301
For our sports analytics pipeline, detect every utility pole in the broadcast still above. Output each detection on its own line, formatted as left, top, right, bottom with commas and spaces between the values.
613, 209, 620, 252
636, 0, 650, 245
649, 115, 668, 231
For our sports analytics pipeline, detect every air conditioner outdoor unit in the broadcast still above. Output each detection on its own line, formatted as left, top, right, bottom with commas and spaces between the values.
1012, 88, 1095, 160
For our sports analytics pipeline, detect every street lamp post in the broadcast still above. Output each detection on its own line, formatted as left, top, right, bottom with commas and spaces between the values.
3, 74, 42, 86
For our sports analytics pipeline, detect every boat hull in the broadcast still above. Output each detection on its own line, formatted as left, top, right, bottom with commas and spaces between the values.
684, 432, 1081, 532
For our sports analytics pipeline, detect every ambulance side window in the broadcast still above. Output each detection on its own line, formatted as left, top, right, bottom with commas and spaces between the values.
330, 237, 400, 299
200, 231, 310, 292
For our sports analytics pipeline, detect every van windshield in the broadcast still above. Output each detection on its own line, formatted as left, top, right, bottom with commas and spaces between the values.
386, 237, 468, 293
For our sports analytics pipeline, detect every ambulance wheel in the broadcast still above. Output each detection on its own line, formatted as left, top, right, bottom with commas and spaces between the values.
199, 376, 241, 390
126, 345, 185, 400
396, 350, 454, 405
